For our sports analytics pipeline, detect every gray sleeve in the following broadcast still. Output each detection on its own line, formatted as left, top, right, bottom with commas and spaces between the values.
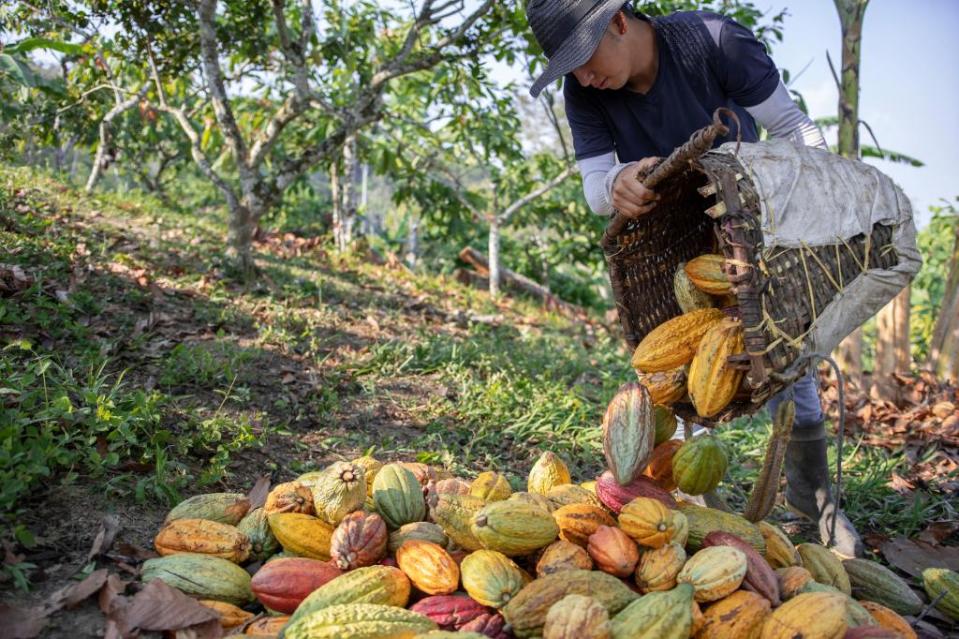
744, 81, 828, 150
578, 152, 619, 216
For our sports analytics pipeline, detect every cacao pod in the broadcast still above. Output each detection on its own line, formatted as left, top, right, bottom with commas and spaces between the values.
536, 540, 593, 576
643, 439, 683, 491
389, 522, 449, 553
704, 531, 781, 606
758, 521, 800, 569
501, 570, 639, 639
857, 602, 917, 639
618, 497, 685, 548
634, 542, 686, 593
653, 404, 680, 444
431, 493, 486, 551
460, 549, 526, 608
636, 370, 688, 409
685, 254, 731, 296
698, 590, 771, 639
472, 500, 559, 556
528, 451, 572, 496
281, 602, 436, 639
587, 525, 639, 578
671, 435, 728, 496
373, 463, 427, 530
245, 615, 290, 635
432, 478, 472, 497
141, 553, 253, 606
841, 558, 922, 616
330, 510, 388, 570
165, 492, 250, 526
250, 557, 342, 614
778, 566, 815, 600
543, 594, 611, 639
396, 540, 460, 595
675, 261, 717, 312
509, 491, 554, 512
609, 583, 694, 639
595, 471, 676, 514
552, 503, 616, 547
631, 308, 725, 373
602, 382, 656, 486
409, 594, 492, 630
459, 611, 511, 639
237, 507, 280, 562
921, 567, 959, 621
687, 318, 745, 418
546, 484, 601, 510
760, 591, 848, 639
351, 455, 382, 496
197, 599, 254, 629
677, 503, 765, 553
287, 564, 411, 626
678, 546, 748, 603
841, 627, 901, 639
154, 518, 251, 563
268, 512, 335, 560
795, 582, 876, 628
470, 471, 512, 502
797, 543, 852, 596
265, 481, 315, 515
312, 461, 366, 525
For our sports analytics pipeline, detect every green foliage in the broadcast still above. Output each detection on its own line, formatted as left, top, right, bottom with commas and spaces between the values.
911, 199, 959, 362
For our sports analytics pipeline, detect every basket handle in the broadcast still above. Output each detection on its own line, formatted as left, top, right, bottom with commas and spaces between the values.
603, 108, 740, 242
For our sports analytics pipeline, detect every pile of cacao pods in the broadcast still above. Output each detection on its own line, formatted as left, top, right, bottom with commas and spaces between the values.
143, 439, 957, 638
633, 253, 750, 419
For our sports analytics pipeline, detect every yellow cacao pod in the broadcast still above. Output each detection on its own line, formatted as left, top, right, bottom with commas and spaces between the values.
618, 497, 685, 548
460, 549, 526, 608
634, 541, 686, 593
281, 602, 436, 639
536, 540, 593, 577
268, 512, 335, 560
528, 451, 572, 495
471, 500, 559, 556
470, 471, 512, 502
552, 503, 616, 547
922, 567, 959, 621
543, 594, 611, 639
198, 599, 255, 629
287, 565, 411, 626
797, 543, 852, 596
675, 261, 717, 312
631, 308, 725, 373
677, 546, 748, 603
677, 503, 765, 554
546, 484, 602, 510
697, 590, 771, 639
431, 493, 486, 551
351, 455, 382, 497
154, 518, 251, 563
687, 317, 745, 418
609, 583, 694, 639
396, 540, 460, 595
857, 601, 918, 639
760, 591, 848, 639
637, 369, 688, 408
510, 491, 554, 512
312, 461, 367, 526
685, 254, 732, 296
758, 521, 800, 569
264, 481, 315, 515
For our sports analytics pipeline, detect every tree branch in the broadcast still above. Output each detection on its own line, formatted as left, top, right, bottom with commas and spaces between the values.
84, 84, 149, 193
498, 164, 577, 223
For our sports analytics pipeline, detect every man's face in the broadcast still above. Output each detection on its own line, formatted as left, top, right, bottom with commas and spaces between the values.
571, 18, 631, 90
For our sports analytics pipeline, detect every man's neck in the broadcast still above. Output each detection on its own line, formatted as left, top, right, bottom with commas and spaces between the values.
625, 19, 658, 94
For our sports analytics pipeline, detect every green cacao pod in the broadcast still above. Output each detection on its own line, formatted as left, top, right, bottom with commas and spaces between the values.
388, 522, 449, 553
460, 549, 527, 608
501, 570, 639, 638
922, 567, 959, 621
671, 435, 728, 496
141, 553, 253, 606
165, 492, 250, 526
796, 543, 851, 595
677, 503, 764, 554
286, 565, 411, 627
281, 603, 436, 639
471, 500, 559, 556
311, 461, 366, 525
609, 583, 694, 639
431, 493, 486, 551
653, 405, 678, 445
602, 382, 656, 486
841, 558, 923, 616
373, 463, 427, 530
237, 507, 280, 562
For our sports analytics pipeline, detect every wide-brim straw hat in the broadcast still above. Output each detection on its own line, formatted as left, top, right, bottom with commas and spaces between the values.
527, 0, 627, 97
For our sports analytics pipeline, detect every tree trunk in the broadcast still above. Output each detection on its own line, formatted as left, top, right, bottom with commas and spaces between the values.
226, 200, 258, 276
405, 215, 419, 268
871, 286, 911, 402
488, 213, 501, 298
927, 220, 959, 381
831, 0, 869, 384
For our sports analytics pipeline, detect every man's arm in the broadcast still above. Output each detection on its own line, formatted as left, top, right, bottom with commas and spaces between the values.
745, 81, 828, 150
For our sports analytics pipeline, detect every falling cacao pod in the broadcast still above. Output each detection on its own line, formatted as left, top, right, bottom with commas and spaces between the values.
677, 546, 748, 603
687, 318, 745, 418
471, 500, 559, 556
685, 254, 731, 295
528, 451, 572, 496
153, 518, 251, 563
631, 308, 725, 373
543, 594, 611, 639
704, 531, 781, 606
460, 549, 526, 608
637, 370, 688, 409
396, 540, 460, 595
330, 510, 388, 570
608, 583, 694, 639
595, 471, 676, 514
250, 557, 342, 614
634, 541, 686, 593
536, 540, 593, 576
675, 260, 717, 312
602, 382, 656, 486
552, 503, 616, 547
618, 497, 685, 548
671, 434, 728, 495
587, 525, 640, 578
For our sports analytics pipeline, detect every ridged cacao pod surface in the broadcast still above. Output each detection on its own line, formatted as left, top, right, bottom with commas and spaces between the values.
141, 553, 253, 606
677, 546, 748, 603
528, 451, 572, 496
634, 542, 686, 593
470, 471, 512, 502
841, 558, 923, 615
671, 435, 728, 496
264, 481, 314, 515
697, 590, 771, 639
164, 492, 250, 526
373, 463, 427, 530
250, 557, 342, 613
608, 583, 694, 639
153, 518, 251, 563
409, 594, 492, 630
678, 503, 765, 553
237, 507, 279, 562
471, 500, 559, 557
543, 594, 611, 639
281, 603, 436, 639
587, 525, 639, 578
618, 497, 685, 548
536, 540, 593, 576
396, 540, 460, 595
602, 382, 655, 485
637, 370, 688, 409
631, 308, 725, 373
197, 599, 254, 629
460, 549, 526, 608
286, 564, 411, 627
758, 521, 800, 569
431, 493, 486, 552
312, 461, 366, 525
388, 521, 449, 553
922, 567, 959, 621
703, 531, 781, 606
330, 510, 388, 570
546, 484, 601, 510
685, 254, 732, 295
268, 512, 335, 560
760, 591, 848, 639
797, 543, 852, 596
857, 602, 917, 639
643, 439, 683, 491
552, 503, 616, 547
687, 318, 745, 418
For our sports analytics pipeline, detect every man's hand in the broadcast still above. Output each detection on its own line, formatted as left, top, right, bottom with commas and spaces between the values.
611, 156, 661, 218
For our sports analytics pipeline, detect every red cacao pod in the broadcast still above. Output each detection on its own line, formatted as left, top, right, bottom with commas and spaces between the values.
250, 557, 342, 613
703, 531, 781, 606
594, 471, 676, 514
459, 611, 512, 639
410, 594, 493, 630
330, 510, 388, 570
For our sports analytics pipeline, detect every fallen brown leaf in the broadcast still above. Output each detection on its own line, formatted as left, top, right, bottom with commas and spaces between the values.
880, 537, 959, 578
113, 579, 220, 637
247, 476, 271, 510
0, 603, 47, 639
87, 514, 120, 563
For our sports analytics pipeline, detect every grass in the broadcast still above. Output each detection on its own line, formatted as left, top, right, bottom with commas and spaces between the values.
0, 164, 954, 590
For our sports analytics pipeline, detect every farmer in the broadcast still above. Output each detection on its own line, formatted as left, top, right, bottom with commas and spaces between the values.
525, 0, 864, 557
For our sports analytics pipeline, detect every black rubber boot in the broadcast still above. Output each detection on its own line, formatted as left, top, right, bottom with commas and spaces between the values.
784, 423, 864, 558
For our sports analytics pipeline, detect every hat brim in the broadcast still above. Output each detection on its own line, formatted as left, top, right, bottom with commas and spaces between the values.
529, 0, 626, 98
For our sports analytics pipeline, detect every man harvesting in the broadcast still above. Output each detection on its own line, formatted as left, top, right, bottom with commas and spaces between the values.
525, 0, 863, 557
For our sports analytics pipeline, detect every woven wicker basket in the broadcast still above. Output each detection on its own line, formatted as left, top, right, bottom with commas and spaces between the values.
603, 110, 899, 425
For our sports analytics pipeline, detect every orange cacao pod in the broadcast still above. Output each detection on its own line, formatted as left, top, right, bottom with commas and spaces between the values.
587, 526, 639, 578
198, 600, 254, 629
685, 254, 731, 296
536, 540, 593, 577
637, 369, 688, 408
618, 497, 685, 548
778, 566, 815, 600
643, 439, 683, 491
698, 590, 771, 639
330, 510, 388, 570
631, 308, 725, 373
396, 539, 461, 595
154, 518, 251, 563
264, 481, 314, 515
552, 503, 616, 547
857, 602, 917, 639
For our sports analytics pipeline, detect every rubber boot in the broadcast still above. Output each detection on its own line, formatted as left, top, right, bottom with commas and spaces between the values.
784, 423, 865, 558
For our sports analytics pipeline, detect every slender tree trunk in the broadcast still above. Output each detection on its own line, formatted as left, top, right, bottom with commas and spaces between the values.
927, 220, 959, 381
405, 215, 419, 268
330, 159, 342, 247
85, 86, 146, 193
831, 0, 869, 385
488, 213, 501, 298
339, 133, 358, 251
871, 286, 911, 402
